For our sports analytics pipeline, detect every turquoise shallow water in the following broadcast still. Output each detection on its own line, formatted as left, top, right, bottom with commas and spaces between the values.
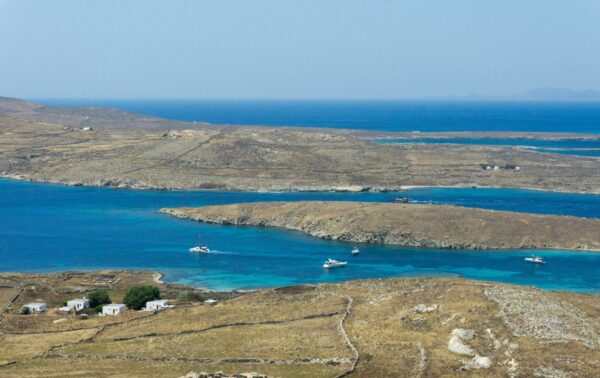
1, 179, 599, 292
378, 138, 600, 157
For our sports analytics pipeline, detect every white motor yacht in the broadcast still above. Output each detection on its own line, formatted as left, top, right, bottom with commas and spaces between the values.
189, 245, 210, 253
323, 258, 347, 269
351, 247, 360, 255
524, 255, 545, 264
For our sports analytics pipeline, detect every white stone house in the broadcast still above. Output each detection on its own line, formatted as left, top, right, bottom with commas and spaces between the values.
67, 298, 90, 312
102, 304, 126, 316
203, 299, 218, 307
145, 299, 173, 311
24, 302, 47, 313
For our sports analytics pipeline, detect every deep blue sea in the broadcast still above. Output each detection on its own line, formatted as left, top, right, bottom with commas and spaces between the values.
36, 99, 600, 133
1, 179, 599, 293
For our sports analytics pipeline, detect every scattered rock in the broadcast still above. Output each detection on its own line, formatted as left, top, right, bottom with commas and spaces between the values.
441, 312, 463, 326
180, 372, 272, 378
448, 329, 492, 370
534, 366, 571, 378
485, 286, 600, 348
461, 355, 492, 370
413, 303, 438, 313
448, 328, 475, 356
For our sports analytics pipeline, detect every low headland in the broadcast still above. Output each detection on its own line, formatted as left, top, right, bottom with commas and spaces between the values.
161, 202, 600, 251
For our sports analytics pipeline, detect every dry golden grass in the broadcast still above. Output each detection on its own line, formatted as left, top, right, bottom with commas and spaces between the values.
58, 316, 349, 361
97, 289, 345, 341
1, 273, 599, 377
0, 358, 343, 378
4, 114, 600, 193
0, 328, 98, 361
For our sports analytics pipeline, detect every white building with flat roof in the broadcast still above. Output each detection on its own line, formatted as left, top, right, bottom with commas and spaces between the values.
203, 299, 218, 307
145, 299, 173, 311
67, 298, 90, 312
102, 304, 126, 316
24, 302, 47, 313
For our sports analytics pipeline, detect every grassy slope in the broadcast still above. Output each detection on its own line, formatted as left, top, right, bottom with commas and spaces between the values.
0, 272, 598, 377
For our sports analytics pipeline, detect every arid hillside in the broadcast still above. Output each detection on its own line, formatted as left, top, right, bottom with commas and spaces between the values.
162, 202, 600, 251
0, 271, 598, 377
2, 115, 600, 193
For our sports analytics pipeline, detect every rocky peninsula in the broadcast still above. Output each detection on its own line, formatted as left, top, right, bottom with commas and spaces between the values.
161, 202, 600, 251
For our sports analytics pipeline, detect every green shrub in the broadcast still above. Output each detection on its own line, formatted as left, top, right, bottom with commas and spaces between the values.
88, 289, 111, 308
177, 290, 205, 303
123, 285, 160, 310
20, 306, 31, 315
79, 307, 97, 316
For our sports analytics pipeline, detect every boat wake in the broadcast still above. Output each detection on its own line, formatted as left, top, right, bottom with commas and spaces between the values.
205, 249, 241, 255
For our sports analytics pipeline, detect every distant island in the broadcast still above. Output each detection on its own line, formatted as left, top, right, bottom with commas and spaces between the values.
512, 87, 600, 102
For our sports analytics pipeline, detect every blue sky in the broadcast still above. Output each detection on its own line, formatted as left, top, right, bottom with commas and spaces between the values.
1, 0, 599, 99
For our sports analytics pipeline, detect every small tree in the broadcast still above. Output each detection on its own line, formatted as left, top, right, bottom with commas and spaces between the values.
20, 306, 31, 315
88, 289, 111, 308
123, 285, 160, 310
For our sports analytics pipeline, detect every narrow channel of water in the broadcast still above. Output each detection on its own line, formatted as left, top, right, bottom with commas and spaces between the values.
1, 179, 599, 292
377, 138, 600, 157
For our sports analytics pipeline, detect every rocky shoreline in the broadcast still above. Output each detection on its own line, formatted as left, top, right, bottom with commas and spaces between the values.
161, 202, 600, 251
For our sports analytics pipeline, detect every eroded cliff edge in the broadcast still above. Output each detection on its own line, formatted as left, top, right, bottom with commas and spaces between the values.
161, 201, 600, 251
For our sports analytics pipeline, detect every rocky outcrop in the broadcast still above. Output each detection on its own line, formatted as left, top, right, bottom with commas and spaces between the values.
484, 286, 600, 348
412, 304, 438, 313
161, 202, 600, 251
448, 329, 492, 370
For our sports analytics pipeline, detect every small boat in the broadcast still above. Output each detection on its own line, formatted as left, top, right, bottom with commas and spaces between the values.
351, 247, 360, 255
323, 258, 347, 269
394, 197, 410, 203
524, 255, 545, 264
189, 245, 210, 253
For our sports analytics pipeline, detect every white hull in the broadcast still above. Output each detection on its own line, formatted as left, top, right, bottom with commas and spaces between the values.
323, 262, 347, 269
323, 259, 347, 269
189, 246, 210, 253
524, 257, 545, 264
